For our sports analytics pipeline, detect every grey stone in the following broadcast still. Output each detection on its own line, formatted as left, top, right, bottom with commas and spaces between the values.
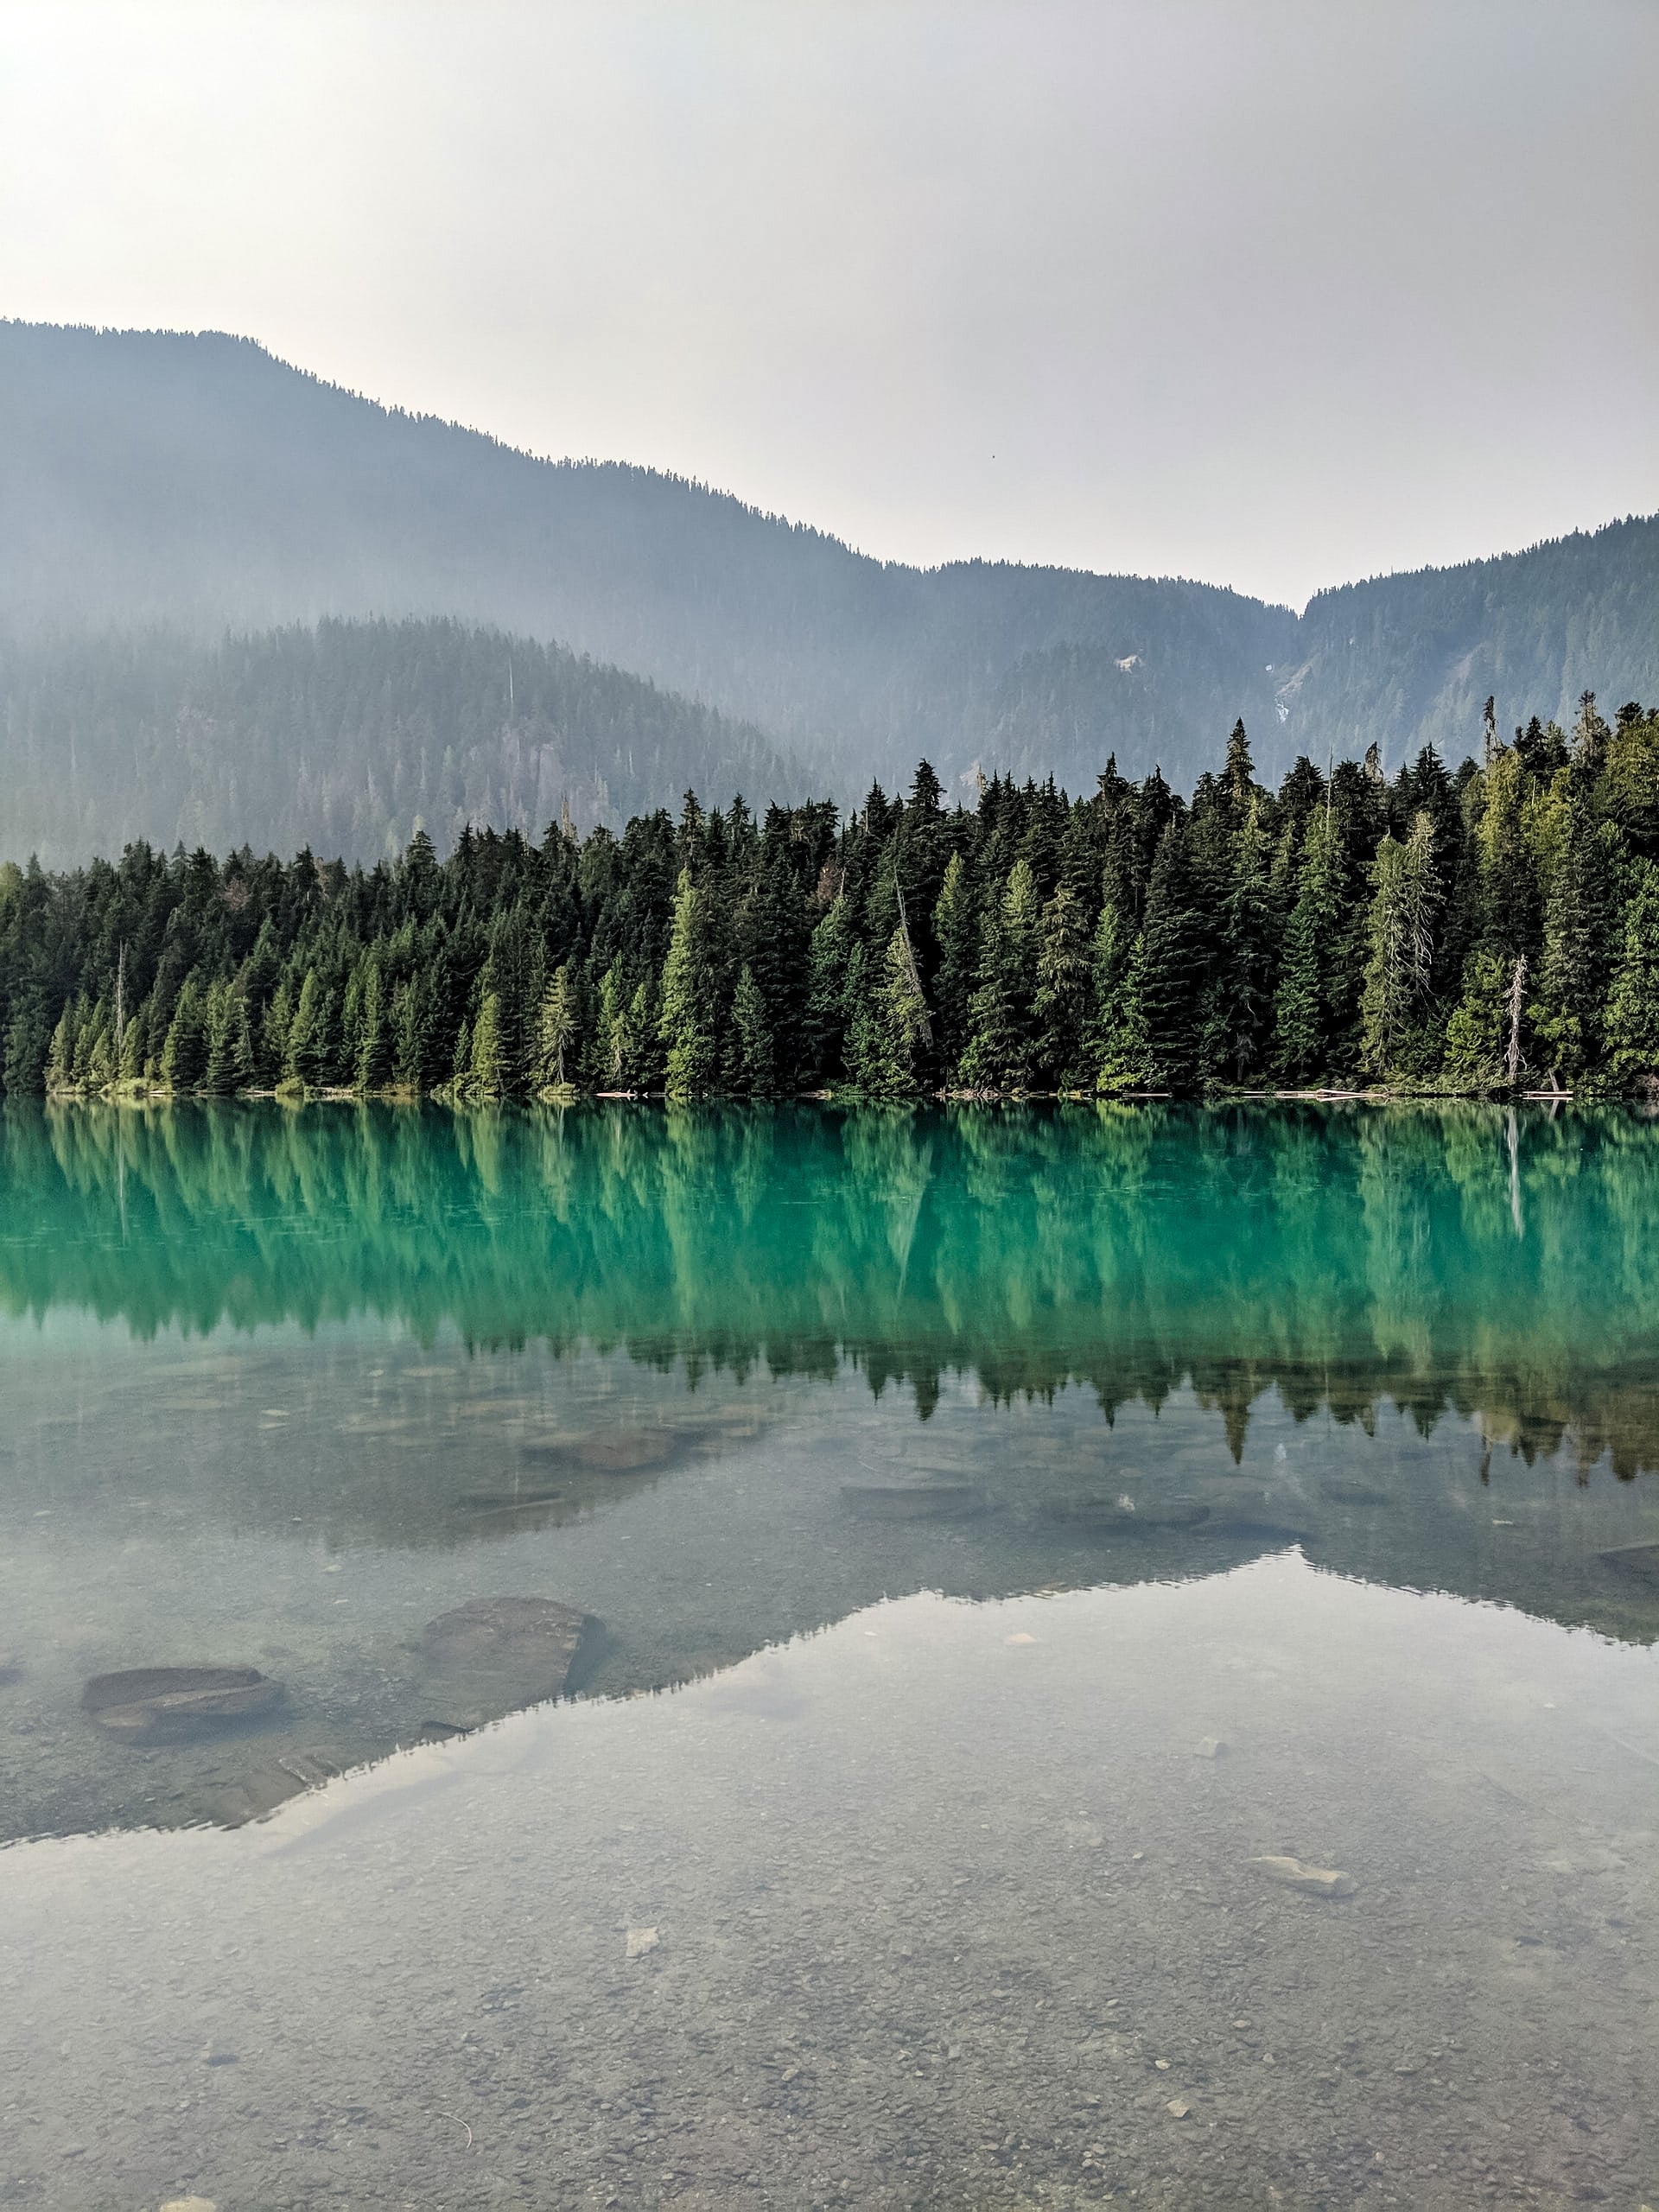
1249, 1853, 1357, 1897
80, 1666, 285, 1742
421, 1596, 595, 1707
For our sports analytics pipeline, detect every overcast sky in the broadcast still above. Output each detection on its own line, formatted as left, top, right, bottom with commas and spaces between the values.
2, 0, 1655, 609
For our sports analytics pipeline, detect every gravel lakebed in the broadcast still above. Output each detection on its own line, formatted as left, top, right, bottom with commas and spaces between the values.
3, 1555, 1656, 2211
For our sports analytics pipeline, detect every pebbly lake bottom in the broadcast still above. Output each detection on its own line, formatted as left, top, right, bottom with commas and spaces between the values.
3, 1553, 1657, 2211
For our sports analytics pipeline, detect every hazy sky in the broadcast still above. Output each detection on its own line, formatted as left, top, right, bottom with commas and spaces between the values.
3, 0, 1655, 608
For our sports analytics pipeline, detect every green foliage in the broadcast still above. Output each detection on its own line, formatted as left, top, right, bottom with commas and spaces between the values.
1443, 949, 1513, 1090
1605, 861, 1659, 1084
1359, 812, 1440, 1077
658, 869, 723, 1100
1094, 928, 1153, 1096
728, 965, 775, 1098
533, 964, 581, 1093
1139, 824, 1206, 1090
161, 977, 210, 1093
958, 860, 1042, 1092
804, 893, 855, 1085
1534, 808, 1619, 1082
1274, 807, 1345, 1082
1033, 883, 1092, 1089
930, 851, 976, 1080
468, 991, 508, 1099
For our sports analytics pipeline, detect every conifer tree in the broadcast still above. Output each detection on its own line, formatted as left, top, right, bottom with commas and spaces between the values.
534, 963, 581, 1091
1605, 861, 1659, 1087
1139, 823, 1206, 1089
740, 849, 811, 1082
45, 1001, 77, 1093
1083, 897, 1127, 1077
118, 1003, 147, 1084
201, 980, 254, 1094
931, 851, 977, 1080
1091, 915, 1154, 1096
841, 942, 880, 1090
658, 868, 721, 1099
355, 958, 391, 1091
469, 990, 507, 1097
389, 976, 427, 1090
589, 962, 634, 1090
1223, 718, 1257, 817
959, 859, 1041, 1091
260, 978, 293, 1087
284, 969, 326, 1089
1215, 798, 1276, 1083
1033, 881, 1092, 1089
1441, 950, 1509, 1088
729, 963, 776, 1096
861, 929, 930, 1096
1274, 805, 1344, 1082
804, 893, 855, 1085
1359, 812, 1439, 1077
1535, 805, 1618, 1082
162, 976, 210, 1091
72, 995, 106, 1086
626, 978, 659, 1091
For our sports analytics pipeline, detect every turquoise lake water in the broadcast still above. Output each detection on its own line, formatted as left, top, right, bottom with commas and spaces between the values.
1, 1100, 1656, 2209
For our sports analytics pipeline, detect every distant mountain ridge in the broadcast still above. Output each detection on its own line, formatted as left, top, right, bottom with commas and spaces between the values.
0, 619, 801, 868
3, 320, 1656, 837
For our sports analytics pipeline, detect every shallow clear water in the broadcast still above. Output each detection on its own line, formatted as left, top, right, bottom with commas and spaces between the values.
1, 1099, 1656, 2208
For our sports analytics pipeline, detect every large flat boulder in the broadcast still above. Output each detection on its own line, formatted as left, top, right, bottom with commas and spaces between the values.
82, 1665, 285, 1742
418, 1596, 596, 1726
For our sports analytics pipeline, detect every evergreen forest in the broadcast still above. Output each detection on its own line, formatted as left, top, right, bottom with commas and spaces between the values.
8, 696, 1659, 1105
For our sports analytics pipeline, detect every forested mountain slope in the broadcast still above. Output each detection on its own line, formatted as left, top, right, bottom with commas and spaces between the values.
0, 620, 799, 867
3, 321, 1655, 815
0, 322, 1294, 794
1288, 517, 1659, 766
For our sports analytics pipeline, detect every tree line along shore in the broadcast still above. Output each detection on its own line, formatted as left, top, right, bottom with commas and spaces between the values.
6, 696, 1659, 1104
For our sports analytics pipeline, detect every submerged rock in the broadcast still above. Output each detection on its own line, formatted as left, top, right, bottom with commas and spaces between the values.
841, 1481, 986, 1521
421, 1596, 595, 1706
523, 1427, 676, 1474
207, 1747, 343, 1827
458, 1484, 572, 1510
81, 1666, 285, 1742
625, 1925, 660, 1960
1249, 1853, 1357, 1898
1599, 1540, 1659, 1582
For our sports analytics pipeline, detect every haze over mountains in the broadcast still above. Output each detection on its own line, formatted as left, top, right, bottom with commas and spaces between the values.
3, 320, 1656, 863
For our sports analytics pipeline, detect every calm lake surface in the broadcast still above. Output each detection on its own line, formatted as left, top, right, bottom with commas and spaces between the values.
2, 1099, 1656, 2209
